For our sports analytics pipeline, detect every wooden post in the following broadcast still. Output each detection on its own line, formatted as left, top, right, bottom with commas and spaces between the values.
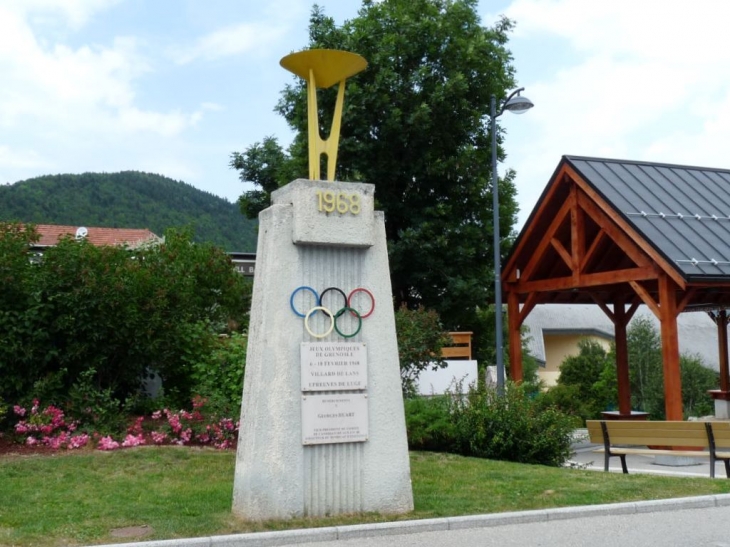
507, 290, 523, 383
614, 299, 632, 416
718, 310, 730, 393
658, 274, 683, 420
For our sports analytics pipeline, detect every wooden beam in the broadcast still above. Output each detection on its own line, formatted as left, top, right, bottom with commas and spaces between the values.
520, 199, 573, 282
568, 164, 687, 290
676, 287, 697, 314
581, 229, 606, 272
550, 238, 573, 269
518, 292, 541, 326
590, 294, 615, 324
577, 192, 654, 270
717, 310, 730, 393
571, 186, 585, 283
507, 290, 523, 383
516, 266, 657, 294
614, 298, 632, 416
626, 299, 641, 322
503, 162, 574, 277
658, 274, 683, 420
629, 280, 661, 318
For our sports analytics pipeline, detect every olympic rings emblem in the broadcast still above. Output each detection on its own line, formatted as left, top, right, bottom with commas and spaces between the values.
290, 286, 375, 338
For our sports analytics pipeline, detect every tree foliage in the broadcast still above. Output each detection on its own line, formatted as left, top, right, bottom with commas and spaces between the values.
542, 317, 718, 422
233, 0, 521, 338
394, 304, 452, 396
0, 172, 257, 251
0, 222, 251, 409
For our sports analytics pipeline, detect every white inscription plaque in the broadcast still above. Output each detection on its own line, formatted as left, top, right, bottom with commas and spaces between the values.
301, 342, 367, 391
301, 393, 368, 445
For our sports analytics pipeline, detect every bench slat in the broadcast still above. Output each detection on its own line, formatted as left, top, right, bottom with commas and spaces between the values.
585, 420, 730, 478
595, 448, 709, 457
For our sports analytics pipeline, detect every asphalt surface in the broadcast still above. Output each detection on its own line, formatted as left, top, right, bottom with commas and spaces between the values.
95, 436, 730, 547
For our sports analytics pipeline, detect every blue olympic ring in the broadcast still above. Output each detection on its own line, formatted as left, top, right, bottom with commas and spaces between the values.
290, 286, 319, 317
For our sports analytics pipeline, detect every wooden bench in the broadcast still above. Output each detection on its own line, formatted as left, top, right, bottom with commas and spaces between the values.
441, 332, 473, 360
586, 420, 730, 478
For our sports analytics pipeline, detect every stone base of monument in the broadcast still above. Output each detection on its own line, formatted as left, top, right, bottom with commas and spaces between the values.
232, 179, 414, 521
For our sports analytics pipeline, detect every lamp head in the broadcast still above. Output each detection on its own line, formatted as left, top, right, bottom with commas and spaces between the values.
503, 92, 534, 115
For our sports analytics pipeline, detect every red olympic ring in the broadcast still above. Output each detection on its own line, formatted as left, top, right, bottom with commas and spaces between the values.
347, 288, 375, 319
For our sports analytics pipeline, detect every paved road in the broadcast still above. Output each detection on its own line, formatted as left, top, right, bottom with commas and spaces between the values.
308, 505, 730, 547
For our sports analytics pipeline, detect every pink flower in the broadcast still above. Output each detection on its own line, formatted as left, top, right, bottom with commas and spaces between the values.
68, 434, 89, 449
168, 414, 182, 433
151, 410, 162, 420
97, 436, 120, 451
25, 436, 38, 446
151, 431, 168, 444
179, 428, 192, 444
13, 405, 26, 417
46, 433, 68, 449
121, 433, 145, 447
127, 417, 144, 435
15, 422, 29, 434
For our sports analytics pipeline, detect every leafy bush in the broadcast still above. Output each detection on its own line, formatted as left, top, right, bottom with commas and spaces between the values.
395, 304, 452, 397
681, 353, 717, 418
0, 223, 251, 410
404, 396, 455, 451
543, 339, 616, 423
404, 383, 575, 467
534, 384, 594, 427
449, 383, 575, 466
544, 318, 719, 421
190, 333, 247, 416
66, 369, 127, 436
629, 320, 716, 419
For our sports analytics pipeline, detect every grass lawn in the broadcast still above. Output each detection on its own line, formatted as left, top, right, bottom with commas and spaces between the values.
3, 448, 730, 547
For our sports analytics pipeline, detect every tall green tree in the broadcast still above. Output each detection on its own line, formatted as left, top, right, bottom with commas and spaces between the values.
232, 0, 521, 335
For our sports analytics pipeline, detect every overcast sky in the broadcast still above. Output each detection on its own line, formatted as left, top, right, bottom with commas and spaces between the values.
1, 0, 729, 228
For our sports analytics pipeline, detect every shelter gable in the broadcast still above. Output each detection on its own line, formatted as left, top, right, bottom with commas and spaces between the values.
568, 157, 730, 280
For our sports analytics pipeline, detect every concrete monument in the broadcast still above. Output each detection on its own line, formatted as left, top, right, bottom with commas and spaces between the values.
231, 50, 414, 520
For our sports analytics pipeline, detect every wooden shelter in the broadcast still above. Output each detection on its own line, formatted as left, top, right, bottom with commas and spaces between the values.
503, 156, 730, 420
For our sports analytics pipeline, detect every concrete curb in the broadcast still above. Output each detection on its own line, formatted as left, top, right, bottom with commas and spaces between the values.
94, 494, 730, 547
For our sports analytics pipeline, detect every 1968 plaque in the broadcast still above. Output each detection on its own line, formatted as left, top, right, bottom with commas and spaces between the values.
301, 342, 367, 391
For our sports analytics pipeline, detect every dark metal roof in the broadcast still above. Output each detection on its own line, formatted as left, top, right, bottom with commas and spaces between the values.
565, 155, 730, 281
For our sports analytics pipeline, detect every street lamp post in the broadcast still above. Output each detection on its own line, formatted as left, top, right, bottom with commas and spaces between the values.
490, 87, 533, 395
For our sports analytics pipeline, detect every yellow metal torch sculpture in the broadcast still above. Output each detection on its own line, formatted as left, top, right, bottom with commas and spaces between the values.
280, 49, 367, 181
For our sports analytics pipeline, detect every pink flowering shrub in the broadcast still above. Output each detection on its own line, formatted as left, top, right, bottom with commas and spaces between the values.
151, 396, 239, 449
12, 400, 89, 449
7, 396, 238, 451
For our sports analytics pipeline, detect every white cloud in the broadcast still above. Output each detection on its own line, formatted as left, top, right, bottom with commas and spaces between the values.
0, 0, 122, 29
497, 0, 730, 225
0, 145, 49, 171
171, 22, 288, 65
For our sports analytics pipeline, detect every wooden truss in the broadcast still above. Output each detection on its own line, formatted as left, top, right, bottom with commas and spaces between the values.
503, 162, 730, 420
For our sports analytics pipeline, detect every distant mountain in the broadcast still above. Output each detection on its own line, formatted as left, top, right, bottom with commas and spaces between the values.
0, 171, 257, 251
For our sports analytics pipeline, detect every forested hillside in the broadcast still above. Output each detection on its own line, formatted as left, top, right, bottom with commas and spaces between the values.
0, 171, 256, 251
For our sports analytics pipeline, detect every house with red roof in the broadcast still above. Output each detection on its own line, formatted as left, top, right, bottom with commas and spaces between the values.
32, 224, 161, 249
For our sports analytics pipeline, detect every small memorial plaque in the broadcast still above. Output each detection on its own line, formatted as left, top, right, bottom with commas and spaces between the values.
301, 393, 368, 445
301, 342, 367, 391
